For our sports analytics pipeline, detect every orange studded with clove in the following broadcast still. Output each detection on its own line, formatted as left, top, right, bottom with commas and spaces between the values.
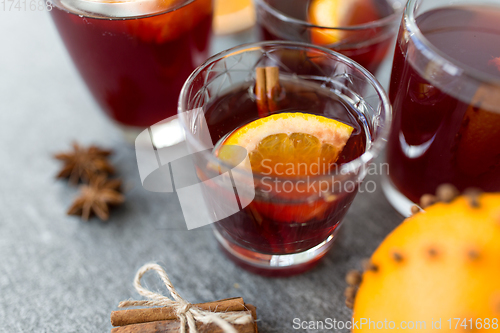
351, 193, 500, 332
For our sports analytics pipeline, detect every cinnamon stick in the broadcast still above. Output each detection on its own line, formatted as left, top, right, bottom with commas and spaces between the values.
111, 297, 245, 327
255, 66, 281, 117
265, 66, 281, 112
244, 304, 259, 333
255, 67, 269, 117
110, 314, 256, 333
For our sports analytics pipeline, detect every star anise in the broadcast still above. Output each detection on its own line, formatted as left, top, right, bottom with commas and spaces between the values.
54, 143, 115, 184
67, 175, 124, 221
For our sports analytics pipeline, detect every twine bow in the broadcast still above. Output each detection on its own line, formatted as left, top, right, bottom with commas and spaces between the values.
118, 263, 252, 333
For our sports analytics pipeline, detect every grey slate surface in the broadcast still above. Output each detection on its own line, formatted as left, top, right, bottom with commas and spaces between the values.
0, 9, 402, 333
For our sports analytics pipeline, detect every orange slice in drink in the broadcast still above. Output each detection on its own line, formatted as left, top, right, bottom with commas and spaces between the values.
219, 112, 354, 223
488, 57, 500, 72
220, 112, 354, 176
308, 0, 379, 45
213, 0, 255, 35
127, 0, 212, 43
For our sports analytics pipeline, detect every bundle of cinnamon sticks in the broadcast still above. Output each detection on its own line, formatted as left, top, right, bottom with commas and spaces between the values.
110, 297, 258, 333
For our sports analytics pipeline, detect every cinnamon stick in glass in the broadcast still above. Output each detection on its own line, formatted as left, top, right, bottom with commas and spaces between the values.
255, 67, 269, 117
265, 66, 281, 112
255, 66, 281, 117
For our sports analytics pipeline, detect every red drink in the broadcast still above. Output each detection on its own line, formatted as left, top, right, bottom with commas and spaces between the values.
50, 0, 212, 128
256, 0, 399, 73
204, 80, 367, 258
387, 5, 500, 203
179, 42, 391, 275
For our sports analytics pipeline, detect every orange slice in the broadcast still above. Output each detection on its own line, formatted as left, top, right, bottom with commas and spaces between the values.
488, 57, 500, 72
308, 0, 380, 45
127, 0, 212, 43
213, 0, 255, 35
220, 112, 354, 176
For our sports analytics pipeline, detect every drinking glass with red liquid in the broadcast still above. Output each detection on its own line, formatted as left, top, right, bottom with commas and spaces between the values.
49, 0, 212, 138
178, 42, 391, 276
383, 0, 500, 216
254, 0, 405, 74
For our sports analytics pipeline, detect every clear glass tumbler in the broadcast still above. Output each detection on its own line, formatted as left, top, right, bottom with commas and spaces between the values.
254, 0, 405, 74
178, 41, 391, 276
382, 0, 500, 216
49, 0, 213, 140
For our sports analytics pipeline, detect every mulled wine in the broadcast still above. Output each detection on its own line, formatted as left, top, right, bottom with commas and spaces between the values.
179, 42, 391, 274
204, 78, 368, 256
50, 0, 212, 128
387, 5, 500, 204
256, 0, 401, 73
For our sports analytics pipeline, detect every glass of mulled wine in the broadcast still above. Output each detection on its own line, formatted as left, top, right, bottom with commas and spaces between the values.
178, 42, 391, 276
49, 0, 213, 140
383, 0, 500, 216
254, 0, 405, 74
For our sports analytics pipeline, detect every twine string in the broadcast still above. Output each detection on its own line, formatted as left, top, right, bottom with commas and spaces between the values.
118, 263, 252, 333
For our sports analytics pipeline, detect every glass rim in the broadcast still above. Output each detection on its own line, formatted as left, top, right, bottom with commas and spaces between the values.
405, 0, 500, 86
254, 0, 405, 31
50, 0, 196, 20
178, 41, 392, 182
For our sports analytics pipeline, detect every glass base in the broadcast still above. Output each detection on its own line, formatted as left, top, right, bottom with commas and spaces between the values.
381, 174, 415, 218
213, 227, 336, 277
